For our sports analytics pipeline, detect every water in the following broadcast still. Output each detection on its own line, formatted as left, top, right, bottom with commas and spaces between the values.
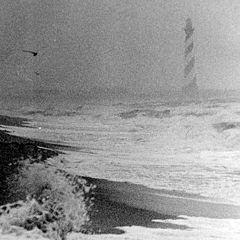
1, 98, 240, 239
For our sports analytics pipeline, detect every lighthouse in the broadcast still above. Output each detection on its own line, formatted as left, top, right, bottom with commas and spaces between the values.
181, 18, 199, 100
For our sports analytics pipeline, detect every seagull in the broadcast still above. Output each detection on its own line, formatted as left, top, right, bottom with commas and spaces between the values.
22, 50, 38, 56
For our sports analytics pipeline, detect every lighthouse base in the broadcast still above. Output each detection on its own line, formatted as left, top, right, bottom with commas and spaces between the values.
181, 80, 199, 101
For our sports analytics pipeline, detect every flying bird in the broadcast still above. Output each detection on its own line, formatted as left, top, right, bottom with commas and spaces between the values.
22, 50, 38, 56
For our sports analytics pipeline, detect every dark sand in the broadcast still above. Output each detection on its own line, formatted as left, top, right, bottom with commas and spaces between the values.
85, 177, 240, 220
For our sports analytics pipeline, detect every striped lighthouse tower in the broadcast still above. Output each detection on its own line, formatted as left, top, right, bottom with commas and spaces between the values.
182, 18, 199, 99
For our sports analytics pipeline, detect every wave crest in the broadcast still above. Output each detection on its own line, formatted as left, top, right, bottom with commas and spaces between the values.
0, 161, 95, 239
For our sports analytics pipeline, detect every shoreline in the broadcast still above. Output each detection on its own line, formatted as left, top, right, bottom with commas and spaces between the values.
1, 113, 240, 240
0, 114, 180, 237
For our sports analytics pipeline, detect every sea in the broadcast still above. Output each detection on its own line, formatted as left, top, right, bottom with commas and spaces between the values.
1, 96, 240, 239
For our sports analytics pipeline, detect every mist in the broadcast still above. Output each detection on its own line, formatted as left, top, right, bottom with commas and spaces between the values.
1, 0, 240, 100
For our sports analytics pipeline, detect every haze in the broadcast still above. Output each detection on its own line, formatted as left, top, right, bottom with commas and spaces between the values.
1, 0, 240, 98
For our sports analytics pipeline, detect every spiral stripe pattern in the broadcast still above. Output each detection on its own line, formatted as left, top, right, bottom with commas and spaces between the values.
184, 18, 197, 85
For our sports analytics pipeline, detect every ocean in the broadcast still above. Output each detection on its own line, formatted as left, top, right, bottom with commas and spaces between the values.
1, 97, 240, 239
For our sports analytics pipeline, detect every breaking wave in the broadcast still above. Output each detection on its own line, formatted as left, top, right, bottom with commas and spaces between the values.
213, 122, 240, 132
118, 109, 170, 119
0, 159, 95, 240
23, 106, 84, 117
184, 111, 214, 117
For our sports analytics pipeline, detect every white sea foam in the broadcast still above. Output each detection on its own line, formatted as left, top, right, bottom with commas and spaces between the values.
0, 159, 94, 239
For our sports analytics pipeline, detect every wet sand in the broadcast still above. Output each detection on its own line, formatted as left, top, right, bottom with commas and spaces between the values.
86, 177, 240, 220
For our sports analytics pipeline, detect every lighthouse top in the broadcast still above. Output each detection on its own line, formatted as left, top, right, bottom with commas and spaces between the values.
184, 18, 194, 41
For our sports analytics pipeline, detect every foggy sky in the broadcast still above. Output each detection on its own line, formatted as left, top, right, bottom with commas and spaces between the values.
1, 0, 240, 95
